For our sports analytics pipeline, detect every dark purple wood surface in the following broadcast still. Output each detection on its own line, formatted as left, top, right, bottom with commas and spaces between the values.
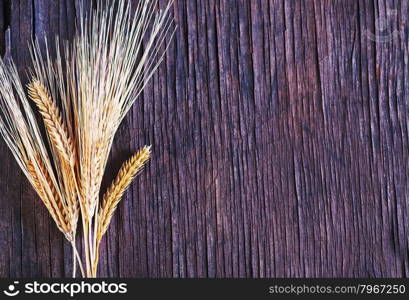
0, 0, 408, 278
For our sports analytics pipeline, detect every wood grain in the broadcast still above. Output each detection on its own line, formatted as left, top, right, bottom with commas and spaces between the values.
0, 0, 408, 278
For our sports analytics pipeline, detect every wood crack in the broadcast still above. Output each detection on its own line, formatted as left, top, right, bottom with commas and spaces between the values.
0, 0, 11, 57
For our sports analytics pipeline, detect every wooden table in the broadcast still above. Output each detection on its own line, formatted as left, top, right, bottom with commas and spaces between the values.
0, 0, 408, 278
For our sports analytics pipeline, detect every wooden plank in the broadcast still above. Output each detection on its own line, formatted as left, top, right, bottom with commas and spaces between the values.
0, 0, 408, 278
0, 0, 5, 56
0, 0, 9, 277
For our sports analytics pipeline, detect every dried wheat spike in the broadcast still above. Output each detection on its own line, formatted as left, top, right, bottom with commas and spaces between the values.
25, 158, 72, 238
27, 80, 75, 166
97, 146, 151, 241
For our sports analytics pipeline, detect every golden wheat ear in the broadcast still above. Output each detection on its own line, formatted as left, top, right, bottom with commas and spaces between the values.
27, 80, 75, 166
97, 146, 151, 240
25, 157, 72, 238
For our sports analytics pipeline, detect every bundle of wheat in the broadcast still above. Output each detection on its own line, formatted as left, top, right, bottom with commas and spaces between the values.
0, 0, 175, 278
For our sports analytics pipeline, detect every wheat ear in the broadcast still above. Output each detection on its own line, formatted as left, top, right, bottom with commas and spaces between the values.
27, 80, 75, 166
25, 157, 72, 239
97, 146, 151, 241
91, 146, 150, 276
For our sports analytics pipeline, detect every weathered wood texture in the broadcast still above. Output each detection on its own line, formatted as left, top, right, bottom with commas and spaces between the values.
0, 0, 408, 278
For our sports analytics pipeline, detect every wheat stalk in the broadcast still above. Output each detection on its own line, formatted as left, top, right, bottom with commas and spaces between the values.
90, 146, 151, 276
0, 59, 84, 276
0, 60, 77, 238
0, 0, 174, 278
27, 80, 81, 225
